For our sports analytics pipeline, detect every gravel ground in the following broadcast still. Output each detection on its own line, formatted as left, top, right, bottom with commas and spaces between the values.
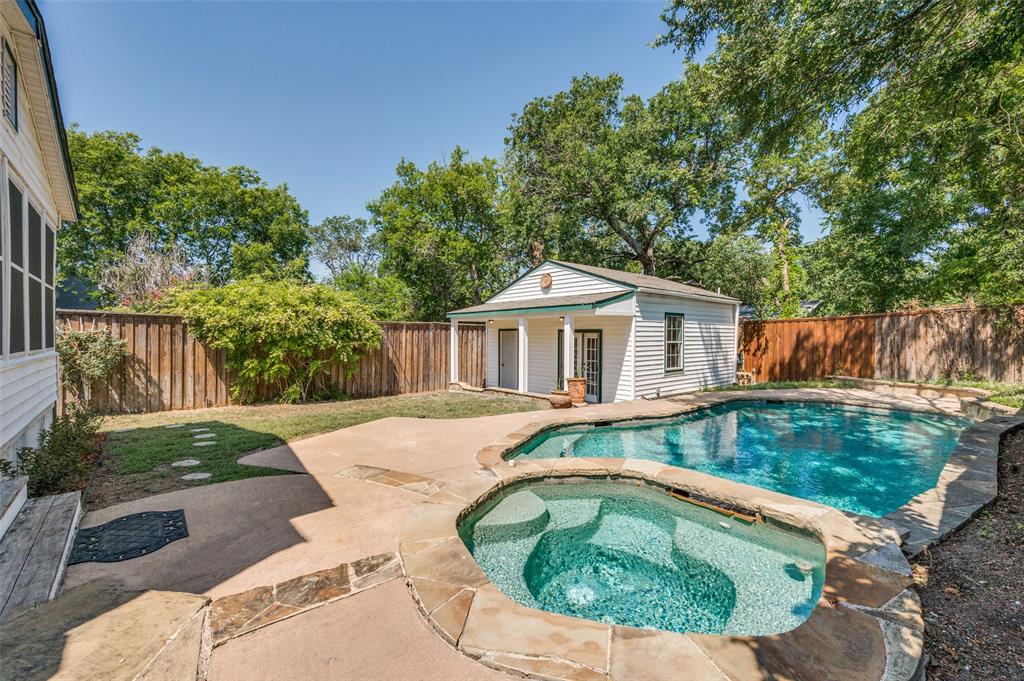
915, 428, 1024, 680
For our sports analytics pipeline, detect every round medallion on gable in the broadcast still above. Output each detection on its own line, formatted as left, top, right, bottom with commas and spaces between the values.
539, 273, 553, 290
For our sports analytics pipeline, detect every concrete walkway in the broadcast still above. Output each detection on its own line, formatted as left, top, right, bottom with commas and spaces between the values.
59, 388, 969, 680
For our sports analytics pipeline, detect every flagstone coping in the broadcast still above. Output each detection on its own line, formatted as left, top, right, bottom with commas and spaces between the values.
473, 388, 1023, 558
209, 552, 402, 646
399, 461, 927, 681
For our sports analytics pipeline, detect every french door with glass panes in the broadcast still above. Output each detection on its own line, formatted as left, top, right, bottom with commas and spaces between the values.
558, 330, 601, 403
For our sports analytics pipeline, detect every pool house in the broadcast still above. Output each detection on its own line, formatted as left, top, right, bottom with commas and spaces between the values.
447, 260, 741, 403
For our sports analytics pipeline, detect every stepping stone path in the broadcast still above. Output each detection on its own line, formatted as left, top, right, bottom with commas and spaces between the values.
189, 428, 209, 433
193, 433, 217, 440
181, 473, 211, 481
165, 424, 185, 429
193, 442, 216, 448
171, 459, 201, 468
112, 427, 135, 433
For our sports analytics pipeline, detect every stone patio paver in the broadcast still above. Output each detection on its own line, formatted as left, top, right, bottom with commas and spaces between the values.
208, 578, 509, 681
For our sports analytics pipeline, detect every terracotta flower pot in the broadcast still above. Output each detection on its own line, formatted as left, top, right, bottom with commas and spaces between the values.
567, 377, 586, 404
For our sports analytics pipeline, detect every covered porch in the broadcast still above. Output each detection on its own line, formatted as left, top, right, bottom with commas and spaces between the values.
448, 292, 635, 404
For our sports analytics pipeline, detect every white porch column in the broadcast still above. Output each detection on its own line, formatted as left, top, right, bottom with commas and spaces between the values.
449, 318, 459, 384
562, 315, 574, 389
517, 317, 529, 392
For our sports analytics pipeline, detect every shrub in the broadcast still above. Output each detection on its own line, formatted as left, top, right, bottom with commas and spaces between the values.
57, 328, 129, 403
0, 407, 103, 497
162, 278, 382, 403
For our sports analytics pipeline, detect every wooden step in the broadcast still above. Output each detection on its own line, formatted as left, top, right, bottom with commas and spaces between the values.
0, 491, 81, 623
0, 476, 28, 540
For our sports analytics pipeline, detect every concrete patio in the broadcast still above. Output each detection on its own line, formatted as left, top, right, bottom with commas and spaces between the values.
36, 388, 1020, 680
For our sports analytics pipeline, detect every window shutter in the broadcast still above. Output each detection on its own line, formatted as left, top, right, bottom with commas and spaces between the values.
2, 39, 16, 129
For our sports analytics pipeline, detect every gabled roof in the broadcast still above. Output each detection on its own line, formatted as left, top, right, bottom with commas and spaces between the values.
547, 260, 740, 303
448, 291, 632, 318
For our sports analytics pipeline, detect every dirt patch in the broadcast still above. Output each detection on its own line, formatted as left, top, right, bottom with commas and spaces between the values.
915, 428, 1024, 680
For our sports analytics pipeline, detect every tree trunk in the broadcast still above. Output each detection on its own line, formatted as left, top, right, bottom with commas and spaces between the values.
776, 218, 794, 292
529, 239, 545, 266
638, 244, 657, 276
777, 239, 790, 292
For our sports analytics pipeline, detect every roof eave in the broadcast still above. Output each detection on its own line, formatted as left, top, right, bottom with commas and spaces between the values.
14, 0, 78, 222
636, 286, 740, 305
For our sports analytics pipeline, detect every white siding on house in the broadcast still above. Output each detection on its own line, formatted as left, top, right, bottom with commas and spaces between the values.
0, 11, 63, 461
633, 293, 737, 399
485, 313, 634, 404
489, 262, 628, 304
0, 353, 56, 461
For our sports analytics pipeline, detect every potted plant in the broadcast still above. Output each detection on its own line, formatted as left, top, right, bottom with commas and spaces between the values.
566, 376, 586, 405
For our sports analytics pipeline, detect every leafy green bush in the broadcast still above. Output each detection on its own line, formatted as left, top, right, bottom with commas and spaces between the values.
0, 407, 103, 497
163, 278, 382, 403
57, 328, 129, 403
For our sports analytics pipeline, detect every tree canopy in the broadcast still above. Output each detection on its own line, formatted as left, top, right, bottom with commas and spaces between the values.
504, 72, 735, 275
367, 148, 519, 320
657, 0, 1024, 309
63, 126, 310, 302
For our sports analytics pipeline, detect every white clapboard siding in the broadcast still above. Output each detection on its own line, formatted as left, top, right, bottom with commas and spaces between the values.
1, 10, 67, 459
633, 293, 737, 398
0, 353, 57, 459
485, 315, 635, 403
489, 262, 628, 303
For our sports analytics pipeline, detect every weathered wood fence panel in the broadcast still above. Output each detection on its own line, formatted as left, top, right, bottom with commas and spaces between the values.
58, 311, 486, 414
740, 305, 1024, 384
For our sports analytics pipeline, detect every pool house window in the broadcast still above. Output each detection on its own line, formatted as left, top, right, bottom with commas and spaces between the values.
664, 313, 684, 372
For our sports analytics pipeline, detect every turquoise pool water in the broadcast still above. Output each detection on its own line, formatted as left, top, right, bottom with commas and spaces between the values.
459, 480, 825, 636
511, 401, 971, 517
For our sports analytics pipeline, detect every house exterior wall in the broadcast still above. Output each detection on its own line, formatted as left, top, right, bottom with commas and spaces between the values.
484, 311, 635, 404
633, 292, 737, 399
0, 9, 61, 463
489, 262, 628, 304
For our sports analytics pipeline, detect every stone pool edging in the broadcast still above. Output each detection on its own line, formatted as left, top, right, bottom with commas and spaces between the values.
399, 461, 927, 681
474, 389, 1024, 559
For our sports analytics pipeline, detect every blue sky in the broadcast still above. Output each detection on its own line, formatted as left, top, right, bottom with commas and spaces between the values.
43, 1, 821, 273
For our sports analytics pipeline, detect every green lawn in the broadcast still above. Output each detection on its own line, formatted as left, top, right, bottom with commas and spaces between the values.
705, 379, 857, 392
926, 380, 1024, 409
86, 391, 541, 510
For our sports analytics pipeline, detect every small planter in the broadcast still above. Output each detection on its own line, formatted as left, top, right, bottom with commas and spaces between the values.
566, 377, 586, 405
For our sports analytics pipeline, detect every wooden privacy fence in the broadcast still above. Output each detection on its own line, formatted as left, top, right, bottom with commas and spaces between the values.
57, 310, 486, 414
739, 305, 1024, 384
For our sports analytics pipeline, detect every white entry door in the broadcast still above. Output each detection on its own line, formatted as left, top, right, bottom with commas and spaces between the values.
499, 329, 519, 389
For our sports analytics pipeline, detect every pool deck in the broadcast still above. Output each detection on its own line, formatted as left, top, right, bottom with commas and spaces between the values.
46, 387, 1021, 680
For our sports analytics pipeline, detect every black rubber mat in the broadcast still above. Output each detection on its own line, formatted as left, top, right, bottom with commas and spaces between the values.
68, 510, 188, 564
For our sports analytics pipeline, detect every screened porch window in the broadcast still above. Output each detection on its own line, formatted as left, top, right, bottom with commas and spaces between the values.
665, 313, 684, 372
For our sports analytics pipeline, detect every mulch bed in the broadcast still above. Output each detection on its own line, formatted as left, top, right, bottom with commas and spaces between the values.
915, 428, 1024, 680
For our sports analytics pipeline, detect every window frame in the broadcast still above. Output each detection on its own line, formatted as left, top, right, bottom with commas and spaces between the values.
2, 160, 58, 360
663, 312, 685, 374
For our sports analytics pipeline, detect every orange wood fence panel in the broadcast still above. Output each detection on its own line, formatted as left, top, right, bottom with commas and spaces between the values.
58, 311, 487, 414
740, 305, 1023, 384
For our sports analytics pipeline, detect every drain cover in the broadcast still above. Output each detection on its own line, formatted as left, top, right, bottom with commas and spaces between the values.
68, 510, 188, 564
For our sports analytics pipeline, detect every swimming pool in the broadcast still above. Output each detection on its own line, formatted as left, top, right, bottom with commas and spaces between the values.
509, 401, 971, 517
459, 479, 825, 636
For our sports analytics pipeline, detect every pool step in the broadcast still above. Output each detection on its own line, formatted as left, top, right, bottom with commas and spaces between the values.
472, 490, 549, 543
0, 491, 81, 623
